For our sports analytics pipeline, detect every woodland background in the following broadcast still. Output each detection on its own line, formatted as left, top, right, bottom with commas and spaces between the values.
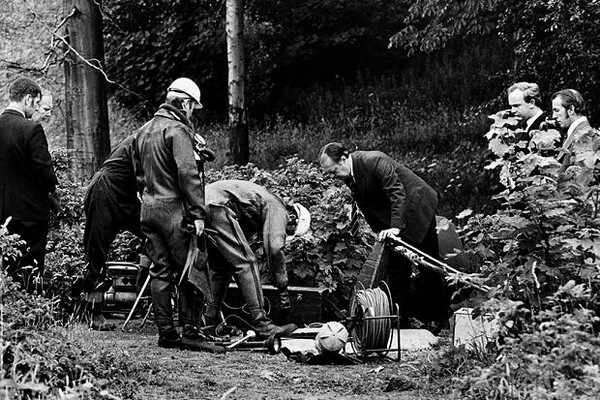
2, 0, 600, 399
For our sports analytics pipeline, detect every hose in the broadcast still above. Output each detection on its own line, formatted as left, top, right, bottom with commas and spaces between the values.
349, 284, 392, 356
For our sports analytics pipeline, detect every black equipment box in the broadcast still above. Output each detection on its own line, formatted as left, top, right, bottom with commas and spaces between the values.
222, 283, 330, 326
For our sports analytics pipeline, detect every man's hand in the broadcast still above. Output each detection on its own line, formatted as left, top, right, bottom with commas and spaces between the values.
194, 219, 205, 236
378, 227, 401, 242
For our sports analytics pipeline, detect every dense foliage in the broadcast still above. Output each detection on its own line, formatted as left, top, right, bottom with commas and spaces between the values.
390, 0, 600, 124
102, 0, 409, 121
431, 112, 600, 398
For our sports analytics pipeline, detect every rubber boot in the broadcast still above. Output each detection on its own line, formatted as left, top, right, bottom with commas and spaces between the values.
178, 281, 199, 328
157, 327, 181, 349
151, 278, 179, 347
251, 310, 297, 338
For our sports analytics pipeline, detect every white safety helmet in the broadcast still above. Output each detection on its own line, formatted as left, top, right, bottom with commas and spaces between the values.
287, 203, 311, 240
167, 77, 203, 109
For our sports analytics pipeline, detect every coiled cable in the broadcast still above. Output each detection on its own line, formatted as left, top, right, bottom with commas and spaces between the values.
349, 283, 392, 356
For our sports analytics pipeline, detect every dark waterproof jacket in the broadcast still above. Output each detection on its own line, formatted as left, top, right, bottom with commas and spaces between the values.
135, 107, 205, 221
205, 180, 289, 284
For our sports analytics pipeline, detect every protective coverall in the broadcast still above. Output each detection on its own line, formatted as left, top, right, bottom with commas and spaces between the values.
202, 180, 297, 333
135, 103, 207, 346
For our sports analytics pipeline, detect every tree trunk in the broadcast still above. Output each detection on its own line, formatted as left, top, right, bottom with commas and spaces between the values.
226, 0, 248, 165
63, 0, 110, 180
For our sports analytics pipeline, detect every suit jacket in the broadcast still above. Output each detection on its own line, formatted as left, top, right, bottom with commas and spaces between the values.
86, 134, 139, 216
558, 118, 596, 173
350, 151, 438, 244
527, 112, 547, 132
0, 109, 57, 220
514, 111, 548, 149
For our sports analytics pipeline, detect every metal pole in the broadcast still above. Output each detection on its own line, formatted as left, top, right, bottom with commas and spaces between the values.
121, 274, 151, 331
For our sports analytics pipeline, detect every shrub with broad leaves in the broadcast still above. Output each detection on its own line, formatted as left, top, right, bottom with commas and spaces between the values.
437, 111, 600, 398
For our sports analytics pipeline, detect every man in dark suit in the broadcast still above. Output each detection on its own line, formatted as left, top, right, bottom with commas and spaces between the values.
507, 82, 553, 153
0, 77, 57, 291
319, 142, 450, 332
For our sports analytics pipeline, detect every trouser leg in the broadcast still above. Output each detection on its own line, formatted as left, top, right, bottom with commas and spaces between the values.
385, 246, 412, 322
178, 281, 199, 328
417, 217, 451, 323
83, 181, 121, 291
6, 219, 48, 293
207, 205, 264, 320
204, 241, 232, 324
151, 278, 177, 337
142, 201, 190, 341
392, 216, 451, 325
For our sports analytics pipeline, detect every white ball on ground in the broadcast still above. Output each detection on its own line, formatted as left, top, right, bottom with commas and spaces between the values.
315, 321, 349, 354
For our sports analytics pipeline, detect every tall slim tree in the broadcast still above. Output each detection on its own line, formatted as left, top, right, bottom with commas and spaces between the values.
63, 0, 110, 180
226, 0, 248, 165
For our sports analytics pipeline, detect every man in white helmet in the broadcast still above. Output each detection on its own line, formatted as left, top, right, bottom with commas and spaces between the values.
134, 77, 222, 352
201, 180, 310, 337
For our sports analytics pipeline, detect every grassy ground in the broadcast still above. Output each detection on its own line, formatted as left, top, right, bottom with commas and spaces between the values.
73, 319, 451, 400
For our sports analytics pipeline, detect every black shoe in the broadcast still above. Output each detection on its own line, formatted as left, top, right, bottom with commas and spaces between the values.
158, 329, 182, 349
180, 337, 226, 354
158, 337, 182, 348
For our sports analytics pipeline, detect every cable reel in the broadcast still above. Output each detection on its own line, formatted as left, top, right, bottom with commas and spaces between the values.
348, 281, 400, 361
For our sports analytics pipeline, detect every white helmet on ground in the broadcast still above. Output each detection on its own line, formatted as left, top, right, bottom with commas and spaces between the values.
167, 77, 203, 109
287, 203, 310, 241
315, 321, 349, 354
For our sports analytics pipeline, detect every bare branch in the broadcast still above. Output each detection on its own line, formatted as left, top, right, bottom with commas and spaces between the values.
23, 2, 149, 104
0, 58, 43, 73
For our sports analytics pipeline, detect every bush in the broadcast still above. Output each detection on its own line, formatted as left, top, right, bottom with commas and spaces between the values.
437, 110, 600, 398
452, 286, 600, 399
0, 228, 133, 399
206, 158, 374, 291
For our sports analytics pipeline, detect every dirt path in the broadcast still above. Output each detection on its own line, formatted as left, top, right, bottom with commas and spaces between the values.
72, 320, 447, 400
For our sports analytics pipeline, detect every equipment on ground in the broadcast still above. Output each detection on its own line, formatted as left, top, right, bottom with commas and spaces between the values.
223, 282, 331, 327
122, 273, 151, 331
347, 281, 401, 362
103, 262, 150, 315
314, 321, 349, 354
226, 330, 257, 350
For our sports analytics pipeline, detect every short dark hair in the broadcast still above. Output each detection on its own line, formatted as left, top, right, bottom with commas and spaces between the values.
9, 77, 42, 102
319, 142, 349, 162
551, 89, 587, 116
